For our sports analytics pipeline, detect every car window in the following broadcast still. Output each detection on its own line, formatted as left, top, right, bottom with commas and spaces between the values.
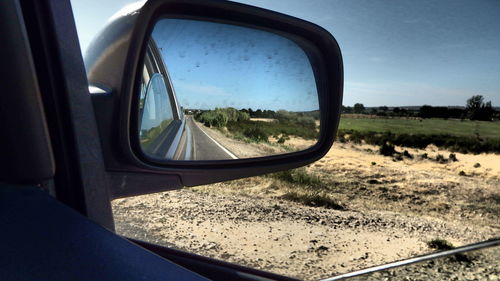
72, 1, 499, 280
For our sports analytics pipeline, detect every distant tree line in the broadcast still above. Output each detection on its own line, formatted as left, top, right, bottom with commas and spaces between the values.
342, 105, 416, 117
193, 107, 319, 142
240, 108, 277, 119
190, 108, 320, 120
342, 95, 497, 121
418, 106, 464, 119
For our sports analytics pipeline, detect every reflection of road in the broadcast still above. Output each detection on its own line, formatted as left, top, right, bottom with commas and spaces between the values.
185, 116, 238, 160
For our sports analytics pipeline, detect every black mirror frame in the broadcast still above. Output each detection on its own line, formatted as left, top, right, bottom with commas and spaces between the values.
95, 0, 343, 197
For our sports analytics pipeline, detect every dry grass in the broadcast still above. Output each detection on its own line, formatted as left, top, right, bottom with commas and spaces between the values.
193, 143, 500, 228
427, 238, 455, 250
280, 190, 345, 210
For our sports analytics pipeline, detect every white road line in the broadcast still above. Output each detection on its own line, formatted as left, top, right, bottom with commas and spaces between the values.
191, 119, 197, 160
194, 120, 238, 159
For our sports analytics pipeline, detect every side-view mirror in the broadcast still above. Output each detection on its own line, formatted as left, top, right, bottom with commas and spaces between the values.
86, 0, 343, 199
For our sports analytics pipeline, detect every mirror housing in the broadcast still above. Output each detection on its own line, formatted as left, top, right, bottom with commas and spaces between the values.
86, 0, 343, 199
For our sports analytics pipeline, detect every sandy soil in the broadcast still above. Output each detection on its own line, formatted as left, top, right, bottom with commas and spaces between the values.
284, 136, 317, 151
310, 143, 499, 227
250, 118, 277, 122
112, 141, 499, 280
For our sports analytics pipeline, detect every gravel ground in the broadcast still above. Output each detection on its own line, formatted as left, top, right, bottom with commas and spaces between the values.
112, 189, 498, 280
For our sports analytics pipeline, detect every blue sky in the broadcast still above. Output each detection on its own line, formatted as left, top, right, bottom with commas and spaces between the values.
72, 0, 500, 107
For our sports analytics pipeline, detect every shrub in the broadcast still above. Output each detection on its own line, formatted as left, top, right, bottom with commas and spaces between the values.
393, 154, 403, 161
449, 153, 458, 162
403, 150, 413, 159
281, 191, 345, 210
225, 117, 318, 141
196, 110, 228, 127
427, 239, 454, 250
435, 154, 447, 163
269, 168, 322, 187
336, 129, 500, 154
275, 110, 295, 122
223, 107, 250, 122
194, 107, 250, 128
277, 134, 290, 144
459, 171, 466, 176
243, 127, 269, 142
337, 134, 346, 143
296, 116, 316, 128
379, 143, 396, 156
473, 162, 481, 168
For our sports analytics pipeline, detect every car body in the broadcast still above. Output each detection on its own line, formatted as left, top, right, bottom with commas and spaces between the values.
139, 38, 190, 160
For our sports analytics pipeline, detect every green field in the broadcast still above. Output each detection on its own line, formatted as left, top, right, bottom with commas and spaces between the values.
336, 116, 500, 153
338, 116, 500, 139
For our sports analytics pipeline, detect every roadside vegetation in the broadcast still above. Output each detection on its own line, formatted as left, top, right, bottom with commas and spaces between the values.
427, 238, 455, 250
336, 95, 500, 154
193, 167, 346, 210
195, 107, 250, 128
425, 238, 476, 264
194, 107, 318, 143
266, 168, 346, 210
267, 168, 322, 187
337, 127, 500, 154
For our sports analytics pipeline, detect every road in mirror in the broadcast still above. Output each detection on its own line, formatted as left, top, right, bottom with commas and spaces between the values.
138, 19, 320, 161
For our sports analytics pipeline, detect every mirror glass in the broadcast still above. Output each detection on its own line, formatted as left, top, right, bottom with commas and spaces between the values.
138, 18, 320, 161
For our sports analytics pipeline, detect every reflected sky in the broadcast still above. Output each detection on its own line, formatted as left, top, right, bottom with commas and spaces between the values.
152, 19, 319, 111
